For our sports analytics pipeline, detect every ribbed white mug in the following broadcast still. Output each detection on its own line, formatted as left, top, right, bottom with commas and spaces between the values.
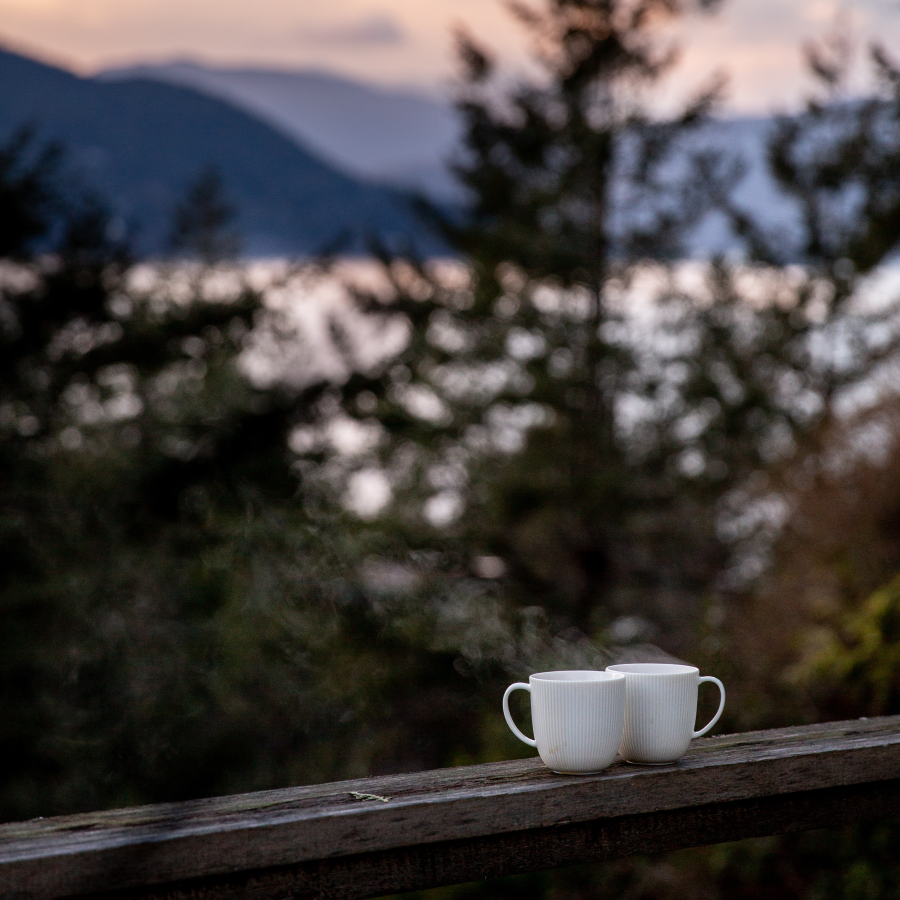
606, 663, 725, 764
503, 670, 625, 774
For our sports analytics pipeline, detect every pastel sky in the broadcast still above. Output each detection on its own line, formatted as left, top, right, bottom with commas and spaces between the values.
0, 0, 897, 110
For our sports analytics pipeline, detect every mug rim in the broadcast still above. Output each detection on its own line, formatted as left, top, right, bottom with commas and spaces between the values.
530, 669, 624, 682
606, 663, 699, 675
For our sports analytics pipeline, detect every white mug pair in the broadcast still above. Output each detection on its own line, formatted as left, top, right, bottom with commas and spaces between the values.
502, 663, 725, 773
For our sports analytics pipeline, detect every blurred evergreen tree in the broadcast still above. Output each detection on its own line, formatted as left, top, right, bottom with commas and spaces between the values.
169, 165, 241, 264
0, 126, 62, 258
334, 0, 730, 652
0, 141, 346, 818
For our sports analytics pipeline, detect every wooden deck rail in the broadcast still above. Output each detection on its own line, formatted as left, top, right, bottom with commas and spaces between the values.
2, 716, 900, 900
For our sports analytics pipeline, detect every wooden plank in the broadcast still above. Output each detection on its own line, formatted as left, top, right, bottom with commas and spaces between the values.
1, 716, 900, 900
108, 779, 900, 900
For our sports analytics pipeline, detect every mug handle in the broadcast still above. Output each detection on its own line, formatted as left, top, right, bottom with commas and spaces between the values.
503, 682, 537, 747
692, 676, 726, 737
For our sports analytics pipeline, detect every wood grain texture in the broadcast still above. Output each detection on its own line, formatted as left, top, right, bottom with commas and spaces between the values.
2, 716, 900, 900
106, 780, 900, 900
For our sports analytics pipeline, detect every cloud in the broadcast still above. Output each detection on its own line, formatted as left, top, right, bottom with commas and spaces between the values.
297, 14, 405, 48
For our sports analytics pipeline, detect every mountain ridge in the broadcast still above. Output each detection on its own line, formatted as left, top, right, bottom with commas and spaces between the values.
97, 61, 462, 201
0, 46, 438, 256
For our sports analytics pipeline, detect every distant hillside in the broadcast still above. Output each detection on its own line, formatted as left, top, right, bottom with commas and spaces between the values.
98, 61, 798, 256
99, 62, 462, 201
0, 47, 438, 256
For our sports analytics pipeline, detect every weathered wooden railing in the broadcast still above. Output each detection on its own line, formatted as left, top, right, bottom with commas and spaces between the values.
2, 716, 900, 900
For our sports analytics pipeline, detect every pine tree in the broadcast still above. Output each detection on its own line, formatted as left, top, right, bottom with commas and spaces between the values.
337, 0, 728, 644
169, 165, 241, 264
0, 134, 333, 818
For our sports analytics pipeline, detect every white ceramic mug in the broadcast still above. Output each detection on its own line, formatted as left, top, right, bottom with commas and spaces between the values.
606, 663, 725, 764
503, 670, 625, 774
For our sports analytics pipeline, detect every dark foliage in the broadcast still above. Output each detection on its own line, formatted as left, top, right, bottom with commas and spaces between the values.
0, 126, 62, 258
0, 132, 334, 817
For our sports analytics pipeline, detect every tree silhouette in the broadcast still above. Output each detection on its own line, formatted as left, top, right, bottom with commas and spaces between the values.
169, 164, 241, 263
334, 0, 731, 643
